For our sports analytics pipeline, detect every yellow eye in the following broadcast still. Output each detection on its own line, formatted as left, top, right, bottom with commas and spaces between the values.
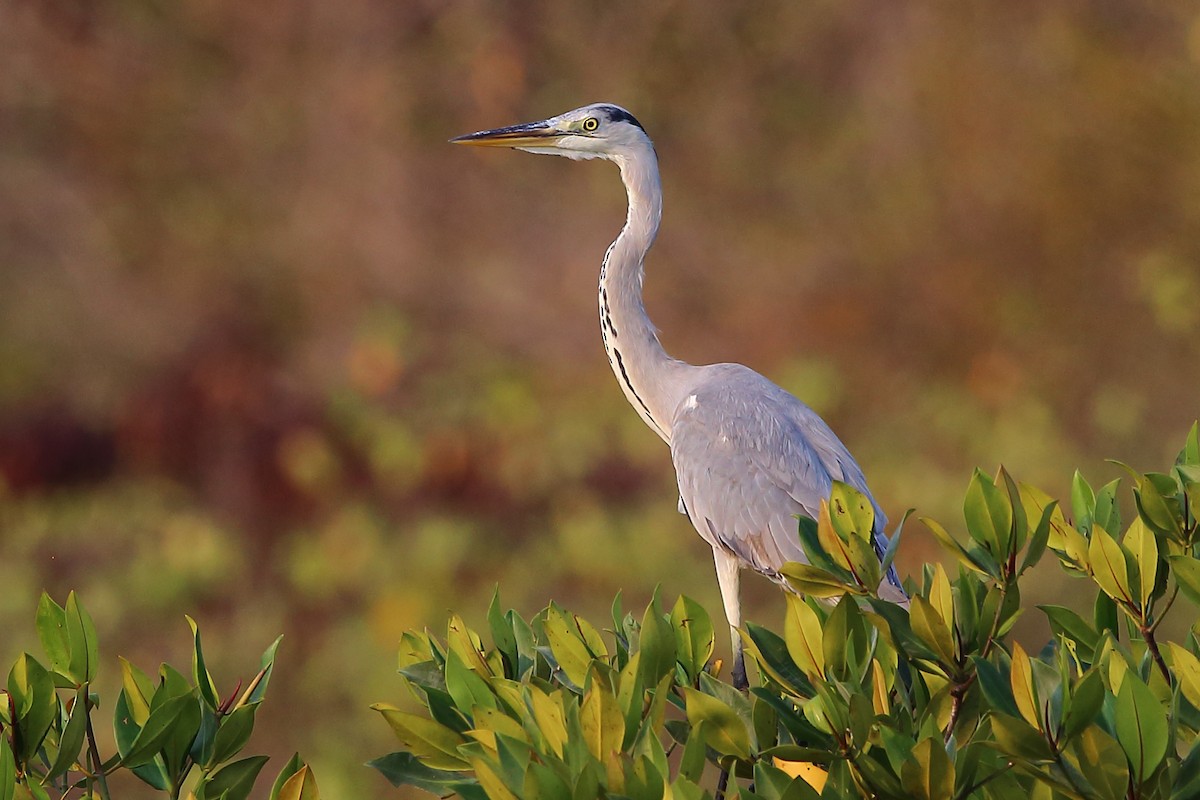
582, 117, 599, 132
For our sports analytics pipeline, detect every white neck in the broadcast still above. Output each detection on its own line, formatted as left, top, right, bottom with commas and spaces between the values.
598, 147, 694, 443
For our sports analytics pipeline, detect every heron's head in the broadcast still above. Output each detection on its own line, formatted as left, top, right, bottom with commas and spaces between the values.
451, 103, 652, 161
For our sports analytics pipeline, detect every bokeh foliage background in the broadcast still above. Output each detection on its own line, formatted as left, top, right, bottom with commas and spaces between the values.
2, 1, 1198, 796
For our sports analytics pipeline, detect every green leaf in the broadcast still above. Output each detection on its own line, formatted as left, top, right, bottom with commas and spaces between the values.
777, 562, 857, 598
963, 469, 1011, 555
1114, 672, 1168, 783
1071, 471, 1096, 530
1169, 555, 1200, 606
1060, 668, 1104, 742
971, 657, 1018, 718
196, 754, 269, 800
676, 722, 707, 783
1135, 474, 1179, 536
45, 687, 89, 781
1020, 498, 1057, 575
616, 651, 644, 749
445, 649, 497, 718
7, 653, 57, 762
34, 593, 70, 679
238, 634, 283, 709
1039, 605, 1100, 663
880, 508, 911, 577
1067, 727, 1129, 800
900, 736, 954, 800
683, 689, 750, 760
921, 517, 995, 577
209, 704, 257, 766
187, 616, 221, 711
0, 737, 14, 800
670, 595, 714, 683
369, 750, 481, 795
1175, 737, 1200, 800
637, 591, 676, 691
64, 591, 99, 685
122, 692, 195, 768
1089, 524, 1133, 604
988, 712, 1052, 761
1094, 591, 1119, 638
1181, 421, 1200, 466
784, 594, 825, 680
741, 623, 811, 695
1094, 479, 1123, 539
488, 589, 517, 671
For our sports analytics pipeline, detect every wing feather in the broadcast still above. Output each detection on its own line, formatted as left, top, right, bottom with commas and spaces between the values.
670, 365, 889, 583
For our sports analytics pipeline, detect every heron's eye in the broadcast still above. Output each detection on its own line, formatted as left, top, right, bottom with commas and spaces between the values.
582, 117, 599, 132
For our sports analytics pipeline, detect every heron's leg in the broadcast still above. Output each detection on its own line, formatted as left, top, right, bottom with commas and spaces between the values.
713, 548, 747, 690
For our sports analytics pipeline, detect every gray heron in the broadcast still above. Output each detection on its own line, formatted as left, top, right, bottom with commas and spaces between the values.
453, 103, 904, 689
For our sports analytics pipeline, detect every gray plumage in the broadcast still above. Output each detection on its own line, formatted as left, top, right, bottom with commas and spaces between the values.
453, 103, 903, 688
671, 363, 889, 581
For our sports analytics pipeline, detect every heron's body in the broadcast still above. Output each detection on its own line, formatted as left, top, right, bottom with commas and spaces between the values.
453, 103, 902, 687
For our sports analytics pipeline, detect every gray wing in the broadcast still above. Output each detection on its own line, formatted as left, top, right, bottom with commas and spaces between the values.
670, 364, 889, 583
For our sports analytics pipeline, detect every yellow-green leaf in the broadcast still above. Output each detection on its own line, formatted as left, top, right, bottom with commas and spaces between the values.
1124, 519, 1158, 612
784, 594, 825, 680
470, 758, 518, 800
446, 615, 491, 677
871, 659, 890, 716
543, 605, 593, 688
581, 672, 625, 790
1089, 524, 1133, 604
1170, 555, 1200, 605
817, 500, 853, 572
921, 517, 989, 576
581, 672, 625, 762
119, 657, 153, 726
526, 686, 567, 758
370, 704, 468, 770
671, 595, 715, 681
929, 562, 954, 632
909, 596, 955, 666
471, 705, 528, 743
900, 736, 955, 800
1010, 641, 1040, 730
683, 689, 750, 760
275, 764, 320, 800
1169, 643, 1200, 710
1066, 727, 1128, 800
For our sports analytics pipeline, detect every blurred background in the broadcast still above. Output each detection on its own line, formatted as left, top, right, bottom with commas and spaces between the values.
2, 0, 1199, 795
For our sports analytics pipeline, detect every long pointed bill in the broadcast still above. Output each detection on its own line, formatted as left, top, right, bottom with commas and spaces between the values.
450, 120, 564, 148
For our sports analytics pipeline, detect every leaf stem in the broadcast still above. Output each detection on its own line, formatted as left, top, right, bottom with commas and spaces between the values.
84, 694, 112, 800
1141, 621, 1172, 685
